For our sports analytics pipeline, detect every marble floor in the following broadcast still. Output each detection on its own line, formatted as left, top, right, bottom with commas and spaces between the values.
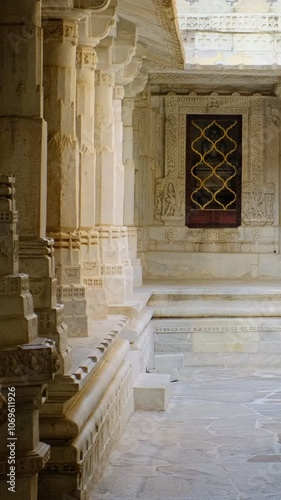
91, 367, 281, 500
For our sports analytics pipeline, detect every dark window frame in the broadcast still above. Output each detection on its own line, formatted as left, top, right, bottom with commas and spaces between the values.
185, 114, 242, 228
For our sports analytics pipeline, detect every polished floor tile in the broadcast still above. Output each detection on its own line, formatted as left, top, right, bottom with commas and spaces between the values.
91, 367, 281, 500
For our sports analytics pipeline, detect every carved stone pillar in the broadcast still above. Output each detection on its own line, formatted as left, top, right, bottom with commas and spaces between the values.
123, 96, 143, 286
114, 86, 134, 295
95, 70, 117, 225
114, 85, 125, 225
94, 71, 125, 302
76, 45, 108, 319
43, 19, 89, 336
0, 0, 70, 373
0, 175, 58, 500
94, 19, 139, 303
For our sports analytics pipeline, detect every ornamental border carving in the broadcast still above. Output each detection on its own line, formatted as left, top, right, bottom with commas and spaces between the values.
95, 70, 114, 87
0, 340, 59, 383
154, 325, 281, 334
76, 47, 98, 69
178, 13, 281, 33
154, 94, 277, 227
150, 73, 279, 85
43, 20, 78, 45
152, 0, 184, 69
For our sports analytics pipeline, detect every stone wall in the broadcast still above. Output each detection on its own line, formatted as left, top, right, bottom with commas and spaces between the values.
135, 91, 281, 279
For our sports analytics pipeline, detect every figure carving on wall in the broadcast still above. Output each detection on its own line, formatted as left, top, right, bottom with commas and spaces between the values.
155, 188, 163, 215
163, 182, 176, 216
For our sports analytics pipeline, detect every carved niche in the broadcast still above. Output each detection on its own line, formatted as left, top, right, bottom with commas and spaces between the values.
154, 93, 278, 227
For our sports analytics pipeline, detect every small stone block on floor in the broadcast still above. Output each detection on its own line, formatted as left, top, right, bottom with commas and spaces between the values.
133, 373, 171, 411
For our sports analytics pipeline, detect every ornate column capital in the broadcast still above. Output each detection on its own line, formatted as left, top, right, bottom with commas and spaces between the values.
76, 46, 98, 69
95, 70, 115, 87
43, 19, 78, 45
114, 85, 125, 100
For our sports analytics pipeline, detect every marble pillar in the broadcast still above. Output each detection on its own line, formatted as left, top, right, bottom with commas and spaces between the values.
0, 0, 70, 373
114, 86, 134, 295
123, 96, 143, 286
0, 175, 58, 500
43, 19, 89, 336
76, 45, 108, 319
95, 70, 127, 303
95, 70, 117, 226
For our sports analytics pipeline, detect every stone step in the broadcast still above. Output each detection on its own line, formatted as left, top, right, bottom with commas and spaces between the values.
154, 353, 184, 370
147, 282, 281, 318
149, 354, 184, 381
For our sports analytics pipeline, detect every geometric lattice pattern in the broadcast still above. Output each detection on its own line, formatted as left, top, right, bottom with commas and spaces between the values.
191, 119, 238, 210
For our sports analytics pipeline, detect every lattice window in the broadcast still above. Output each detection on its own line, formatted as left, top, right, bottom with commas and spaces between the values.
186, 115, 242, 228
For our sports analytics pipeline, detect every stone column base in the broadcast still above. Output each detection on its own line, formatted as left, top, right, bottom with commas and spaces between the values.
57, 285, 88, 337
37, 304, 72, 374
101, 265, 126, 304
131, 258, 143, 287
84, 277, 108, 320
123, 259, 134, 296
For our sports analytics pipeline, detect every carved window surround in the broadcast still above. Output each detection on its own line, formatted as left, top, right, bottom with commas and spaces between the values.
154, 94, 278, 228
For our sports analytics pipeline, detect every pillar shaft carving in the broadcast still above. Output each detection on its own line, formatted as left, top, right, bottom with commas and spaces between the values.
94, 21, 140, 301
44, 18, 89, 337
122, 97, 143, 286
95, 69, 116, 226
76, 46, 108, 319
123, 97, 135, 227
0, 1, 70, 373
114, 85, 125, 226
0, 175, 58, 500
76, 45, 97, 230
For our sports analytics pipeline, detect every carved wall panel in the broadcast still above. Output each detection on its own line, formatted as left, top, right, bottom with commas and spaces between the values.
154, 94, 279, 229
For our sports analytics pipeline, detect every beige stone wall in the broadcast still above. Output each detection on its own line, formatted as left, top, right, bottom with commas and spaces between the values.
134, 91, 281, 279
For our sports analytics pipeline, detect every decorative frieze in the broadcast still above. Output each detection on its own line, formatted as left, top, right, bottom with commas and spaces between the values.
83, 277, 103, 287
95, 70, 115, 86
43, 19, 78, 45
76, 46, 98, 69
0, 339, 59, 384
183, 31, 281, 53
114, 85, 125, 100
153, 0, 184, 69
150, 73, 279, 85
178, 14, 281, 32
101, 264, 123, 276
154, 324, 281, 334
57, 286, 86, 299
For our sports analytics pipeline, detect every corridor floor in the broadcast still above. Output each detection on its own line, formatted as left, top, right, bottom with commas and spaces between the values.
91, 367, 281, 500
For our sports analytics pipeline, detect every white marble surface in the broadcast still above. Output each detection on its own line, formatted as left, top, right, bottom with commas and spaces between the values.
142, 279, 281, 295
91, 367, 281, 500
